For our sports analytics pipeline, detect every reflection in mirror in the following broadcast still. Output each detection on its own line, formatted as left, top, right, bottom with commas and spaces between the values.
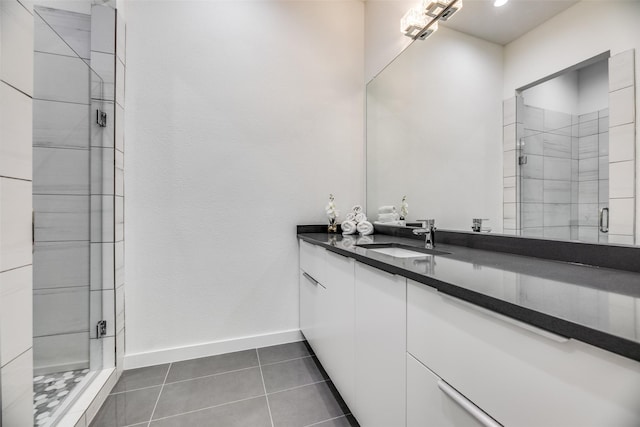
366, 0, 639, 245
518, 55, 609, 243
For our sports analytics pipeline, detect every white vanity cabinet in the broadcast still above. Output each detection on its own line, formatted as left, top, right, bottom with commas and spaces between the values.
353, 263, 406, 427
298, 240, 356, 408
300, 239, 640, 427
407, 279, 640, 427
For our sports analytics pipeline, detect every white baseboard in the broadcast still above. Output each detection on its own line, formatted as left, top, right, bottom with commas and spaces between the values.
124, 329, 304, 370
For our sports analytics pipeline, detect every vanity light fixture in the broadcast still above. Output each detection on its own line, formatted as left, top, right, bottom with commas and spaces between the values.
418, 21, 438, 40
494, 0, 508, 7
400, 6, 429, 39
424, 0, 463, 21
401, 0, 462, 40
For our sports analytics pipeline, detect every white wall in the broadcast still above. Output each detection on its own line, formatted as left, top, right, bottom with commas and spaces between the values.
503, 2, 640, 99
124, 0, 364, 365
522, 71, 579, 114
522, 59, 609, 116
578, 59, 609, 115
367, 27, 504, 231
365, 0, 415, 83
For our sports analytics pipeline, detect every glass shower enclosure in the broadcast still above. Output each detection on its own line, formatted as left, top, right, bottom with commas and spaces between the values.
32, 4, 116, 425
517, 56, 610, 243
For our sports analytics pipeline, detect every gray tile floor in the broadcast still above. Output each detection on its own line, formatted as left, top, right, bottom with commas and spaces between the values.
90, 341, 359, 427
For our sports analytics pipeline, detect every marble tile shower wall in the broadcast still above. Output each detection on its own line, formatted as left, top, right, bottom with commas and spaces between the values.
607, 49, 636, 245
577, 109, 609, 243
0, 0, 35, 424
502, 96, 520, 235
518, 106, 609, 243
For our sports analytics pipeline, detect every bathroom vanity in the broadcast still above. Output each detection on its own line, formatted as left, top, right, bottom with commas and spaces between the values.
297, 226, 640, 427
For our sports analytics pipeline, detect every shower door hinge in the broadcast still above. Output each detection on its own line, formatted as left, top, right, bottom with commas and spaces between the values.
96, 110, 107, 127
97, 320, 107, 338
518, 155, 528, 165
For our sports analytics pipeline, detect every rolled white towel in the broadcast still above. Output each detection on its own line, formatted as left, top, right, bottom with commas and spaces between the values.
345, 212, 356, 222
378, 206, 396, 214
357, 221, 374, 236
341, 220, 357, 235
377, 212, 399, 222
374, 220, 405, 226
352, 205, 363, 213
355, 212, 367, 223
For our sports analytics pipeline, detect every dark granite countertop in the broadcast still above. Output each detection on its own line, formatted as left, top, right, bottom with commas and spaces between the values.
297, 232, 640, 362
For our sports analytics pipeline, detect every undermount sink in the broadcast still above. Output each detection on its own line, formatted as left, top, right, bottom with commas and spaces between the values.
357, 243, 451, 258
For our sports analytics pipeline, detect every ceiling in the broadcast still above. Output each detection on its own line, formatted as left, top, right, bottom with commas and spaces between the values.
439, 0, 580, 45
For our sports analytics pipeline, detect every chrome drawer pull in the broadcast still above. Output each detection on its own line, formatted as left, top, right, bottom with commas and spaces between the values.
302, 272, 325, 289
437, 380, 503, 427
439, 292, 569, 344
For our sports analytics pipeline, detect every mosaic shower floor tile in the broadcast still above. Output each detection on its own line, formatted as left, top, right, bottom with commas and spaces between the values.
33, 368, 89, 426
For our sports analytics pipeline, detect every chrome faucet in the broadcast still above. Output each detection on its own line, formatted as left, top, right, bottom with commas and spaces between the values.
413, 219, 436, 248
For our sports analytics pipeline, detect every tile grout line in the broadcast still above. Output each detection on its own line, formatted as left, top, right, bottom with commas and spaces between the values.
267, 379, 328, 397
159, 365, 260, 388
142, 394, 267, 424
259, 353, 314, 368
256, 349, 275, 427
303, 413, 353, 427
108, 383, 165, 396
146, 363, 172, 426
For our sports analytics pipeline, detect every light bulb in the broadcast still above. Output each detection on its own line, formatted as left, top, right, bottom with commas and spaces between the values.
400, 6, 429, 38
494, 0, 508, 7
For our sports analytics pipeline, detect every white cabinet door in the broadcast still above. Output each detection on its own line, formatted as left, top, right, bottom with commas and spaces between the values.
407, 353, 497, 427
299, 269, 325, 350
354, 262, 406, 427
322, 251, 356, 409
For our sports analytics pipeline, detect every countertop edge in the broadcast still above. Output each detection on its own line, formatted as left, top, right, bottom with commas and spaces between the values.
297, 234, 640, 364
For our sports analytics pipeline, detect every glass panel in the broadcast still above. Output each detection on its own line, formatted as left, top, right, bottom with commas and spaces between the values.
517, 58, 609, 243
32, 4, 115, 426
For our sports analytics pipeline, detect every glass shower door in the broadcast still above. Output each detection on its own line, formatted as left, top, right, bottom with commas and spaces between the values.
517, 58, 610, 244
32, 5, 115, 426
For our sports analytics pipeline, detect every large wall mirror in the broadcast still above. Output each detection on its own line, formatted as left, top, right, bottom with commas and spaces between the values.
366, 0, 639, 245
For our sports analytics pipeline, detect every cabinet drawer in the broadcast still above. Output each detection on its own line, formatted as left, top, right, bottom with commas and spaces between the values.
299, 239, 325, 285
407, 280, 640, 427
299, 269, 324, 348
407, 353, 498, 427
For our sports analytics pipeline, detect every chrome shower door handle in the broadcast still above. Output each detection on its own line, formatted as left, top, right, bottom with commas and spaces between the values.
599, 207, 609, 233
